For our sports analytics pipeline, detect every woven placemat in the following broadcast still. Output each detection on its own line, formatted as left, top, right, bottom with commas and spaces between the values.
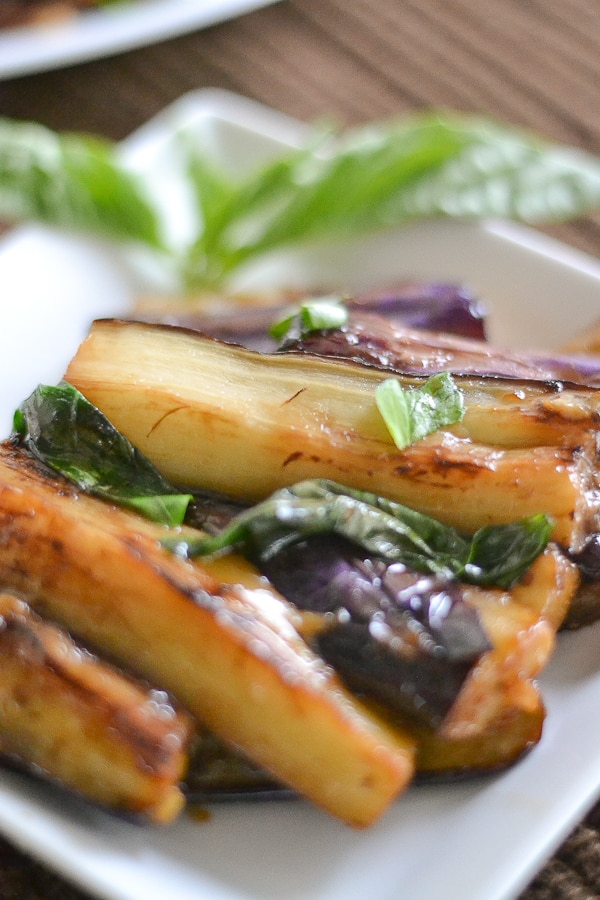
522, 803, 600, 899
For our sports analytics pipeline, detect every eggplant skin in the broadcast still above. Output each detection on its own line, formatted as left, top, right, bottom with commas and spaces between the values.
258, 535, 490, 729
0, 592, 191, 822
281, 311, 600, 386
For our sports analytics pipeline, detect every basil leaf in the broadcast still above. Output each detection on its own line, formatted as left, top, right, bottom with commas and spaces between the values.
386, 117, 600, 223
15, 383, 191, 526
179, 112, 600, 287
464, 515, 554, 586
269, 296, 349, 341
180, 116, 470, 284
0, 117, 163, 248
3, 111, 600, 290
376, 372, 465, 449
165, 478, 552, 589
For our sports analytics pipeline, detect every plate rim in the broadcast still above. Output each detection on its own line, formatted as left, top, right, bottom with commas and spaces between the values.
0, 0, 280, 80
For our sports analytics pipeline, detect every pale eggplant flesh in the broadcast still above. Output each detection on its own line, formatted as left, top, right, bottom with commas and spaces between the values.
0, 439, 416, 828
0, 592, 192, 822
64, 319, 600, 550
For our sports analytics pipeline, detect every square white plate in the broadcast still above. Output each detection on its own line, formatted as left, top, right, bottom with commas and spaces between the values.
2, 89, 600, 900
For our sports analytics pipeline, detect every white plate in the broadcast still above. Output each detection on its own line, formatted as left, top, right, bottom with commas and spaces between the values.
2, 89, 600, 900
0, 0, 280, 80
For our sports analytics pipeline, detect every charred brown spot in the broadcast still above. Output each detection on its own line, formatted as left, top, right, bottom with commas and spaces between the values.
433, 457, 485, 476
282, 451, 304, 467
147, 406, 189, 438
281, 388, 307, 406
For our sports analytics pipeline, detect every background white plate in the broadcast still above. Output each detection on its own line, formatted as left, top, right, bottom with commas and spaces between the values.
2, 90, 600, 900
0, 0, 279, 80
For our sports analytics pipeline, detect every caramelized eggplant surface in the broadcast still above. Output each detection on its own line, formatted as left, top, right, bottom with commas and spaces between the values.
0, 592, 191, 822
65, 319, 600, 549
0, 441, 414, 827
60, 320, 592, 763
0, 291, 598, 824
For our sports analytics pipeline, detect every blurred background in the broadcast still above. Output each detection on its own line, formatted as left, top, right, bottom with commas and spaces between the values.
1, 1, 600, 898
3, 0, 600, 258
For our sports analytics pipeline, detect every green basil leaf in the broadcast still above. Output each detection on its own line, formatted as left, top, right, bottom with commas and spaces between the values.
164, 478, 552, 588
180, 115, 470, 284
464, 514, 554, 586
3, 111, 600, 290
15, 383, 191, 526
178, 112, 600, 287
385, 117, 600, 223
0, 117, 163, 248
269, 296, 349, 341
376, 372, 465, 449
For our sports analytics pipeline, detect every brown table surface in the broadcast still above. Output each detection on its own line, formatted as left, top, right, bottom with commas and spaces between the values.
2, 1, 600, 897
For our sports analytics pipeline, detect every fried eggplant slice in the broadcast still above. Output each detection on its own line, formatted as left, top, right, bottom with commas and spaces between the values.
185, 544, 577, 789
385, 545, 577, 777
0, 592, 190, 822
282, 310, 600, 386
64, 319, 600, 550
255, 535, 492, 728
178, 488, 577, 775
0, 442, 414, 828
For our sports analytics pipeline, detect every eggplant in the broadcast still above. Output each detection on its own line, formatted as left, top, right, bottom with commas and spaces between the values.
174, 534, 578, 780
280, 310, 600, 386
0, 592, 191, 822
350, 282, 488, 339
64, 319, 600, 551
0, 440, 415, 827
134, 282, 488, 352
258, 534, 491, 727
186, 728, 284, 798
0, 392, 579, 805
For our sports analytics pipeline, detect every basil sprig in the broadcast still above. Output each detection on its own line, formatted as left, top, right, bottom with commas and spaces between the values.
164, 478, 553, 589
2, 111, 600, 290
14, 383, 191, 526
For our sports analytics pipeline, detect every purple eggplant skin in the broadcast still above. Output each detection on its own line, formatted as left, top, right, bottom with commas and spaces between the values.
186, 486, 492, 726
530, 354, 600, 387
562, 536, 600, 629
134, 282, 488, 351
350, 281, 487, 340
185, 491, 248, 534
568, 535, 600, 582
257, 535, 491, 729
282, 308, 600, 387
